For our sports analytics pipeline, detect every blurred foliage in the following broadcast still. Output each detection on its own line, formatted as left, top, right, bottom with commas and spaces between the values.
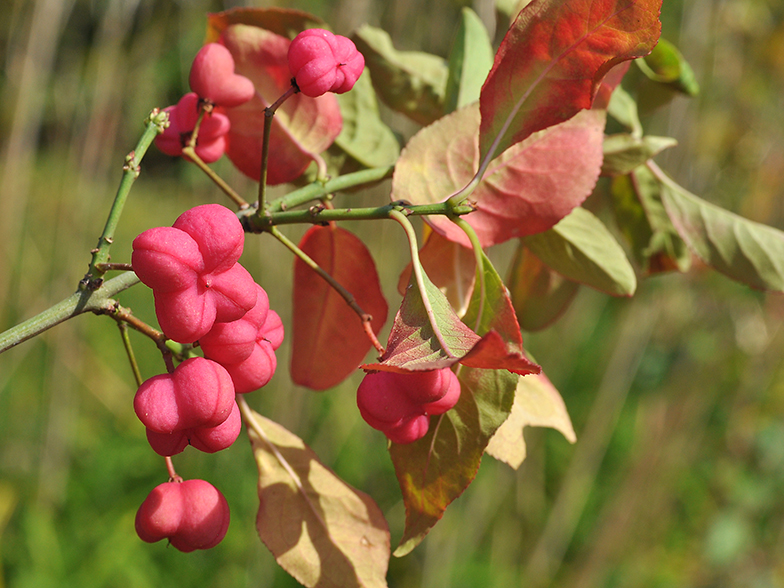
1, 0, 784, 587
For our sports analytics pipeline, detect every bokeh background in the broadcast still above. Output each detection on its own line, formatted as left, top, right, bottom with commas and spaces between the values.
2, 0, 784, 586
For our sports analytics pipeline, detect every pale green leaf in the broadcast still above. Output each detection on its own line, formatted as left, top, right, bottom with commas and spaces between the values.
444, 8, 494, 113
601, 134, 677, 176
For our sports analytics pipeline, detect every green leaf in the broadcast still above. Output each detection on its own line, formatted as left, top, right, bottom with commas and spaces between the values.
352, 25, 448, 125
609, 166, 691, 274
638, 38, 699, 96
601, 134, 677, 176
485, 370, 576, 469
607, 85, 643, 137
523, 207, 637, 296
391, 366, 519, 556
507, 243, 580, 331
335, 69, 401, 168
658, 168, 784, 291
444, 8, 495, 113
248, 409, 391, 588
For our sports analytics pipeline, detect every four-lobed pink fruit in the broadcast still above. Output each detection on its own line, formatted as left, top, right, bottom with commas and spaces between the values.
135, 479, 230, 552
155, 93, 230, 163
287, 28, 364, 97
356, 368, 461, 444
189, 43, 255, 107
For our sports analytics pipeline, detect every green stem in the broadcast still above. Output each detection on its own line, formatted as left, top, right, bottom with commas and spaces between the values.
85, 110, 167, 286
388, 209, 456, 358
451, 216, 486, 333
182, 145, 248, 208
258, 86, 298, 215
118, 322, 144, 387
0, 271, 140, 354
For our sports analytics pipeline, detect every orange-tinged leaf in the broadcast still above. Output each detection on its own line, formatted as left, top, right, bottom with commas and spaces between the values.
292, 226, 388, 390
206, 7, 323, 43
479, 0, 662, 162
220, 25, 343, 185
247, 408, 391, 587
485, 370, 576, 469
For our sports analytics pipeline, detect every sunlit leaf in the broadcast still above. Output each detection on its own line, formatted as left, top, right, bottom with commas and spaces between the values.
523, 206, 637, 296
485, 370, 576, 469
444, 8, 494, 113
391, 366, 519, 556
658, 169, 784, 291
292, 226, 388, 390
335, 69, 400, 168
220, 25, 343, 185
392, 104, 606, 247
352, 25, 448, 125
638, 37, 699, 96
601, 134, 677, 176
479, 0, 662, 162
248, 409, 391, 587
206, 7, 322, 42
507, 243, 580, 331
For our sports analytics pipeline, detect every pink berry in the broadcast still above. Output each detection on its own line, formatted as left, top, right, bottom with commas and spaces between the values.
357, 371, 423, 428
145, 401, 241, 456
222, 340, 278, 393
155, 93, 230, 163
189, 43, 255, 107
287, 29, 364, 97
135, 479, 230, 552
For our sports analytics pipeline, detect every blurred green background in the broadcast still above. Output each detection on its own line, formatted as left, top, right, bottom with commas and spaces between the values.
1, 0, 784, 586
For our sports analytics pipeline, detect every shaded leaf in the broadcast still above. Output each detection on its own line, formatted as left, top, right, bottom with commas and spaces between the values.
479, 0, 662, 162
507, 242, 580, 331
221, 25, 343, 185
607, 85, 643, 137
352, 25, 448, 125
523, 206, 637, 296
601, 134, 677, 176
486, 370, 576, 469
638, 37, 699, 96
658, 169, 784, 291
292, 226, 388, 390
392, 104, 606, 247
206, 7, 322, 42
248, 409, 391, 587
444, 8, 495, 113
391, 366, 519, 556
335, 69, 400, 168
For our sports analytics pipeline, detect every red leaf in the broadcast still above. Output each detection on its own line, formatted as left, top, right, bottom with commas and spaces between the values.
479, 0, 661, 162
219, 25, 343, 185
291, 226, 388, 390
392, 104, 605, 247
206, 7, 323, 43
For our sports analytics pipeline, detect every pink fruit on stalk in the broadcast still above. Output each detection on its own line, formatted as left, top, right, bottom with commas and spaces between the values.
189, 43, 255, 107
135, 479, 230, 552
155, 93, 230, 163
133, 357, 235, 434
145, 401, 242, 456
287, 28, 364, 97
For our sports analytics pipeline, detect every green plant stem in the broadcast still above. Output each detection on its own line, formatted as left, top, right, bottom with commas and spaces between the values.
0, 271, 140, 354
268, 226, 385, 354
451, 216, 486, 333
258, 86, 297, 215
85, 110, 167, 286
118, 322, 144, 387
182, 145, 248, 208
388, 209, 456, 358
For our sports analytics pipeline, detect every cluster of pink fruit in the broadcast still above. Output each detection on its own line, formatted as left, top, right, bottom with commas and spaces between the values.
131, 204, 282, 551
155, 28, 364, 163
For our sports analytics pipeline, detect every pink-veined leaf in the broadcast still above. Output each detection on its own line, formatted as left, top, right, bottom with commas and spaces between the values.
292, 225, 388, 390
390, 366, 519, 556
479, 0, 662, 163
219, 24, 343, 185
392, 104, 606, 247
485, 369, 576, 469
247, 408, 391, 587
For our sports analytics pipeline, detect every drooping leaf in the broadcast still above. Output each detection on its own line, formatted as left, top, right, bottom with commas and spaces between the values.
601, 134, 677, 176
391, 366, 519, 556
507, 242, 580, 331
479, 0, 662, 163
459, 249, 540, 376
392, 104, 606, 247
485, 370, 576, 469
444, 8, 495, 113
638, 37, 699, 96
658, 169, 784, 291
396, 229, 477, 316
363, 263, 481, 373
523, 206, 637, 296
609, 167, 691, 274
206, 7, 323, 42
335, 69, 400, 168
248, 409, 391, 587
352, 25, 448, 125
220, 25, 343, 185
292, 226, 388, 390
